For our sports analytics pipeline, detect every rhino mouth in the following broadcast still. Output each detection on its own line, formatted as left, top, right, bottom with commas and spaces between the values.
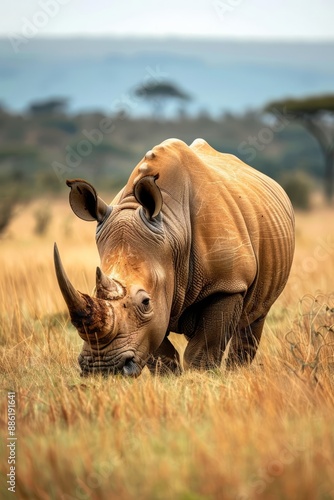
78, 352, 142, 378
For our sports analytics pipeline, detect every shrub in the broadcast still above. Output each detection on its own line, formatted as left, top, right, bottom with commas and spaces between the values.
0, 198, 17, 236
34, 204, 52, 235
279, 171, 314, 210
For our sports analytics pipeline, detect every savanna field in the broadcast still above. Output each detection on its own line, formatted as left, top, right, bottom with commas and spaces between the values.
1, 198, 334, 500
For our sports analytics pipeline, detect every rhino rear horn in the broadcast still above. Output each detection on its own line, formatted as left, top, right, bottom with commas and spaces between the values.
67, 179, 112, 223
95, 267, 125, 300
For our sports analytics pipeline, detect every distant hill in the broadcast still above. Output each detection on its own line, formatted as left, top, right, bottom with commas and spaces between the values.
1, 37, 334, 116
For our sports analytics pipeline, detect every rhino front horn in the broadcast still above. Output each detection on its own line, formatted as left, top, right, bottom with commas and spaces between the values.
54, 243, 115, 342
54, 243, 87, 313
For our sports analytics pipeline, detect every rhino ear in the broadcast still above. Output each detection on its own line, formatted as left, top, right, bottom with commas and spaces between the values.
66, 179, 111, 223
134, 175, 163, 220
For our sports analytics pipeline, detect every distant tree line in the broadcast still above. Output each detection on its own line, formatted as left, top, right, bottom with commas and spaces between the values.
0, 89, 333, 210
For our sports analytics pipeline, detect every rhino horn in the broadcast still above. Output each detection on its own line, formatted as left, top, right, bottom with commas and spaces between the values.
95, 267, 125, 300
54, 242, 87, 312
54, 243, 115, 342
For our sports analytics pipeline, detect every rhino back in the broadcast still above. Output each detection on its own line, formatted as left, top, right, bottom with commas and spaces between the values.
188, 139, 295, 323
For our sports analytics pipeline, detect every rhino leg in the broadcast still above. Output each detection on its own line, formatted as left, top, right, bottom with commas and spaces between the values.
146, 336, 182, 376
183, 294, 243, 371
225, 315, 266, 369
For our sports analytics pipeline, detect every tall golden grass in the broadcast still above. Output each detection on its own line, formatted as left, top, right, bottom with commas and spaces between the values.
1, 200, 334, 499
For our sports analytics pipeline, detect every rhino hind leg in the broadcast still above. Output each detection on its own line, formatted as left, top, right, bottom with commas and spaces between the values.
225, 315, 266, 369
147, 336, 182, 376
183, 293, 243, 371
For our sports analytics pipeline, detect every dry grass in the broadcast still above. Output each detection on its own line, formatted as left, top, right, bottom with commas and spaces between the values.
1, 200, 334, 499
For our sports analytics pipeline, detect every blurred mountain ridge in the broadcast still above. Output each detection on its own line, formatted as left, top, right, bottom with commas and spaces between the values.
1, 37, 334, 116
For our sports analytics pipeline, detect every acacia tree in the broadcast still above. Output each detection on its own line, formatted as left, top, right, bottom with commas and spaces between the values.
134, 81, 191, 118
29, 98, 68, 116
265, 95, 334, 201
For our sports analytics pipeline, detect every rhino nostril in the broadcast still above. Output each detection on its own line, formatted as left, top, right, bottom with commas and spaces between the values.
122, 357, 140, 377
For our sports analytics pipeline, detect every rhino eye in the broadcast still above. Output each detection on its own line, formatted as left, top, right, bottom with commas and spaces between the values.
135, 290, 152, 315
141, 296, 152, 313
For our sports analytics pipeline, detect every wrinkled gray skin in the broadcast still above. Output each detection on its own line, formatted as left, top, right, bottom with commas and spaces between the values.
54, 138, 295, 377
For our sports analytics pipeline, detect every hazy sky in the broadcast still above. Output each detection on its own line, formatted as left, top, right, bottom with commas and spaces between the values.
3, 0, 334, 40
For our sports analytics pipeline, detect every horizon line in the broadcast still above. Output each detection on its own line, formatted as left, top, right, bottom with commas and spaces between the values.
1, 34, 334, 44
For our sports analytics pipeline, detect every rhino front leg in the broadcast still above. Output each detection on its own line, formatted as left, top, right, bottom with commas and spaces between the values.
146, 335, 182, 375
225, 315, 266, 369
183, 294, 243, 371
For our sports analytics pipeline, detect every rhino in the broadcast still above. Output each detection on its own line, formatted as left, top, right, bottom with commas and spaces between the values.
54, 138, 295, 377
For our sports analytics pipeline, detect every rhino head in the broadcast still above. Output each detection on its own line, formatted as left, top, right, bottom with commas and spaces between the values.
54, 174, 175, 377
